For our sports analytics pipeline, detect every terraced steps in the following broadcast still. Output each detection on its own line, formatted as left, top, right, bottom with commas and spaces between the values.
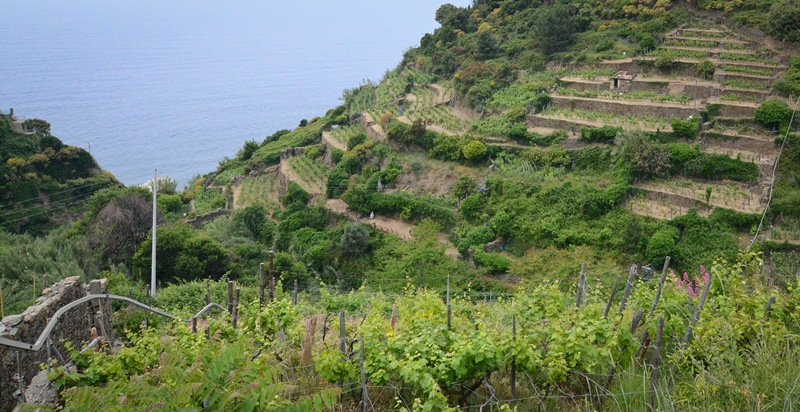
321, 130, 347, 152
625, 190, 713, 220
635, 177, 765, 215
528, 113, 670, 133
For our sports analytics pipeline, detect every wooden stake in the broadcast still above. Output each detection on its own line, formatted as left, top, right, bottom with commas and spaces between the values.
604, 272, 622, 319
259, 262, 265, 308
268, 251, 275, 303
618, 265, 638, 317
227, 280, 234, 315
681, 277, 713, 348
765, 296, 776, 318
293, 279, 298, 306
640, 256, 671, 352
576, 261, 587, 307
446, 275, 451, 330
511, 314, 516, 403
205, 279, 210, 306
360, 338, 368, 412
233, 288, 241, 329
649, 316, 664, 412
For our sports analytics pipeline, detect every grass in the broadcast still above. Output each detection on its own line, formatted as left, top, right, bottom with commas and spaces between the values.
330, 124, 367, 145
288, 155, 329, 188
664, 38, 716, 48
542, 107, 671, 130
406, 106, 468, 132
721, 78, 769, 90
556, 87, 693, 104
236, 174, 279, 208
651, 48, 710, 60
720, 65, 774, 76
719, 52, 779, 65
720, 93, 760, 102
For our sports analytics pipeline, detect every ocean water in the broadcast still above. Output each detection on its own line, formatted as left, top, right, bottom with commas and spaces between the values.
0, 0, 469, 187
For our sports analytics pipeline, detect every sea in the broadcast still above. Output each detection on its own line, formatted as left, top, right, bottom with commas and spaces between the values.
0, 0, 470, 187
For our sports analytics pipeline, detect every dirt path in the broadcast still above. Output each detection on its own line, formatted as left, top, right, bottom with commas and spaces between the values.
325, 199, 459, 258
396, 115, 460, 136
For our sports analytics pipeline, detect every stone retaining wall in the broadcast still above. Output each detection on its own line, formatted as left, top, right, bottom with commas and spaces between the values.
550, 96, 697, 119
0, 277, 109, 411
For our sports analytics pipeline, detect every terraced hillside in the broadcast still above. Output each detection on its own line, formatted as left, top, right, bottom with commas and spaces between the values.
523, 22, 790, 220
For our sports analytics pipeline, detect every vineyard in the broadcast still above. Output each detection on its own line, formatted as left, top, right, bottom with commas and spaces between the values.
20, 254, 800, 411
287, 155, 329, 194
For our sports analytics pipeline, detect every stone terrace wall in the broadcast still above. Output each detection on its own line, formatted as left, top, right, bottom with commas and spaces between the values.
0, 277, 107, 412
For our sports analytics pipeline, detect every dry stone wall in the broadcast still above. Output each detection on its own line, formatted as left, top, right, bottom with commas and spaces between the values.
0, 277, 109, 412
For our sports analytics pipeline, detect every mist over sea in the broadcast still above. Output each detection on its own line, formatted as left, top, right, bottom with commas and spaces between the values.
0, 0, 469, 187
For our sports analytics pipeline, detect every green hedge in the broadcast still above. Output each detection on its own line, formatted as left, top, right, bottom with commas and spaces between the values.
665, 143, 759, 182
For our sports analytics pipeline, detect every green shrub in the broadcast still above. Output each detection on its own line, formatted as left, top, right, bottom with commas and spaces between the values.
755, 99, 791, 129
157, 193, 183, 214
580, 125, 622, 143
646, 226, 678, 266
430, 134, 464, 161
347, 131, 367, 150
331, 148, 345, 164
462, 140, 488, 161
472, 249, 511, 274
457, 225, 495, 256
281, 181, 310, 206
671, 117, 699, 139
460, 194, 483, 221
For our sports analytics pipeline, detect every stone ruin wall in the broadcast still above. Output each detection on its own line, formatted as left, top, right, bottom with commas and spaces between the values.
0, 277, 109, 412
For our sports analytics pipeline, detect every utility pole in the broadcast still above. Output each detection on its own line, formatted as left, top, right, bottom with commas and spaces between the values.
151, 168, 158, 297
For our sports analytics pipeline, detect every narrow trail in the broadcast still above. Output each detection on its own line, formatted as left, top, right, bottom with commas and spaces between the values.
325, 199, 459, 258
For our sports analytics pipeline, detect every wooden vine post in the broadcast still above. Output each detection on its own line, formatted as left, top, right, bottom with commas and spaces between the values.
618, 264, 638, 316
680, 277, 712, 348
576, 261, 587, 307
360, 338, 368, 412
510, 314, 517, 403
225, 280, 233, 315
604, 272, 622, 319
648, 316, 665, 412
258, 262, 265, 308
640, 256, 671, 354
268, 251, 275, 303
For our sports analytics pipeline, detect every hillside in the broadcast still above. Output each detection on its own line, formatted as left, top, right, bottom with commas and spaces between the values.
0, 113, 120, 234
4, 0, 800, 410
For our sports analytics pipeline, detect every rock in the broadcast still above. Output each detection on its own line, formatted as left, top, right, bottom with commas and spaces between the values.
2, 315, 23, 327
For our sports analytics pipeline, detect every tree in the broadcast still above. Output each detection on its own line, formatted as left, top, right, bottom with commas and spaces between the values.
535, 4, 581, 56
347, 131, 367, 150
340, 223, 371, 256
453, 175, 476, 199
768, 0, 800, 44
132, 224, 228, 283
755, 99, 791, 130
88, 192, 157, 267
697, 60, 715, 80
22, 119, 51, 135
236, 139, 259, 161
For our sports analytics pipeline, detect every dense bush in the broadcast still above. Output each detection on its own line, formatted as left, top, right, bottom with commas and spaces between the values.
132, 224, 229, 283
580, 125, 622, 143
472, 249, 511, 274
665, 143, 759, 182
671, 117, 699, 139
457, 225, 495, 256
755, 99, 791, 129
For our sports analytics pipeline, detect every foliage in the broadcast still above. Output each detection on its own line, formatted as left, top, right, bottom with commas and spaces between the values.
281, 181, 310, 207
616, 131, 671, 178
340, 222, 371, 256
580, 125, 622, 143
646, 226, 678, 266
671, 117, 700, 139
755, 99, 792, 129
132, 224, 228, 283
461, 140, 488, 162
767, 0, 800, 44
472, 249, 511, 274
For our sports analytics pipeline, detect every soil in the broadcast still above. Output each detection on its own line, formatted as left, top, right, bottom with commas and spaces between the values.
324, 199, 459, 258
